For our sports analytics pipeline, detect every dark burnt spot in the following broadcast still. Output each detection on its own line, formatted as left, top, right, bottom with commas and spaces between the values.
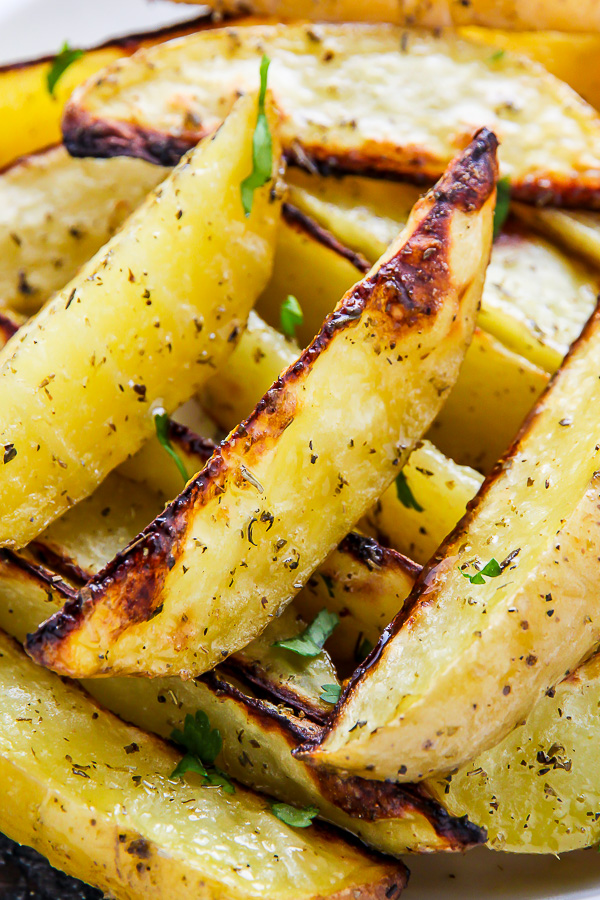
282, 203, 369, 274
167, 420, 215, 465
126, 838, 152, 859
0, 312, 20, 344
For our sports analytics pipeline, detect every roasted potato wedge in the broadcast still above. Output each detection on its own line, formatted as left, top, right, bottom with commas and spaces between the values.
0, 92, 282, 548
62, 22, 600, 206
302, 306, 600, 783
0, 15, 216, 168
0, 145, 165, 314
0, 626, 408, 899
26, 131, 497, 679
0, 552, 480, 857
514, 202, 600, 270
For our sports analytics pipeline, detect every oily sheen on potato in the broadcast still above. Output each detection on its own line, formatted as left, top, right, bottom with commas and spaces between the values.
26, 130, 497, 679
0, 91, 281, 549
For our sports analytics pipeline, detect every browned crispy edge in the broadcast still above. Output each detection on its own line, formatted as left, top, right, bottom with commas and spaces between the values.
301, 299, 600, 756
203, 670, 485, 849
282, 202, 370, 273
25, 128, 498, 670
62, 91, 600, 208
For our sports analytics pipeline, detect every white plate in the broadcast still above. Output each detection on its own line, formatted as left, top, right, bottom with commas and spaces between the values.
1, 0, 599, 895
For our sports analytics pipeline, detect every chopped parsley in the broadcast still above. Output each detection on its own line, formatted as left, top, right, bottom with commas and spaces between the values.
271, 802, 319, 828
274, 608, 339, 658
459, 557, 502, 585
47, 42, 84, 96
170, 710, 235, 793
395, 471, 423, 512
280, 294, 303, 339
240, 55, 272, 216
489, 49, 506, 62
320, 683, 342, 705
493, 176, 511, 240
154, 411, 188, 485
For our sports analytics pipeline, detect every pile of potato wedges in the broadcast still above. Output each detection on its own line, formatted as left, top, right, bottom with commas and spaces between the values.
2, 1, 600, 896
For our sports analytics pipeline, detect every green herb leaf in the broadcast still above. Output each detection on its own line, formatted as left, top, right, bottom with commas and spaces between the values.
280, 294, 303, 339
47, 41, 84, 96
320, 683, 342, 705
171, 753, 208, 780
459, 557, 502, 585
493, 176, 511, 240
240, 55, 272, 216
274, 608, 339, 658
395, 471, 423, 512
271, 803, 319, 828
489, 49, 505, 62
170, 711, 234, 791
355, 635, 374, 664
154, 411, 188, 485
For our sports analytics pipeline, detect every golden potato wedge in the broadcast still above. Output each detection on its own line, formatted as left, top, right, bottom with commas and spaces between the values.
0, 15, 217, 168
0, 145, 165, 314
0, 92, 282, 549
0, 552, 480, 857
62, 22, 600, 206
26, 131, 497, 679
302, 306, 600, 783
427, 651, 600, 853
0, 627, 408, 899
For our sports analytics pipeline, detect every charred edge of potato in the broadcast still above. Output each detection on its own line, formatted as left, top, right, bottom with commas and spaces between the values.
204, 671, 485, 847
0, 12, 222, 74
0, 311, 22, 343
282, 202, 370, 274
304, 303, 600, 751
167, 419, 217, 464
3, 550, 76, 602
223, 657, 332, 723
26, 127, 498, 668
338, 532, 421, 581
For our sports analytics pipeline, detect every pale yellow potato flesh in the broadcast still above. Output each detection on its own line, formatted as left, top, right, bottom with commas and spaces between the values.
63, 22, 600, 204
430, 328, 549, 472
0, 145, 165, 314
367, 440, 483, 565
304, 310, 600, 782
26, 133, 496, 679
428, 652, 600, 853
0, 93, 281, 549
0, 628, 406, 899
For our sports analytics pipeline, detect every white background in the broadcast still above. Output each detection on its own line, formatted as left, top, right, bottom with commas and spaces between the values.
1, 0, 600, 896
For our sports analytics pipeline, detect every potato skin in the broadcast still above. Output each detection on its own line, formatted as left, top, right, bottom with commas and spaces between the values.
0, 91, 282, 548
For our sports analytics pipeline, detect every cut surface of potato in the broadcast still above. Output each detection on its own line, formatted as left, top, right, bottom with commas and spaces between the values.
0, 628, 407, 899
0, 145, 165, 314
302, 306, 600, 782
0, 92, 281, 549
63, 22, 600, 205
26, 130, 497, 679
428, 652, 600, 853
0, 15, 216, 168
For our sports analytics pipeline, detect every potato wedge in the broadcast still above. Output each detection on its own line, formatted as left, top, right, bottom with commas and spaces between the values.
0, 92, 282, 549
26, 131, 497, 679
302, 306, 600, 782
0, 145, 165, 314
0, 551, 481, 857
427, 651, 600, 853
62, 22, 600, 206
0, 627, 408, 899
0, 15, 216, 168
